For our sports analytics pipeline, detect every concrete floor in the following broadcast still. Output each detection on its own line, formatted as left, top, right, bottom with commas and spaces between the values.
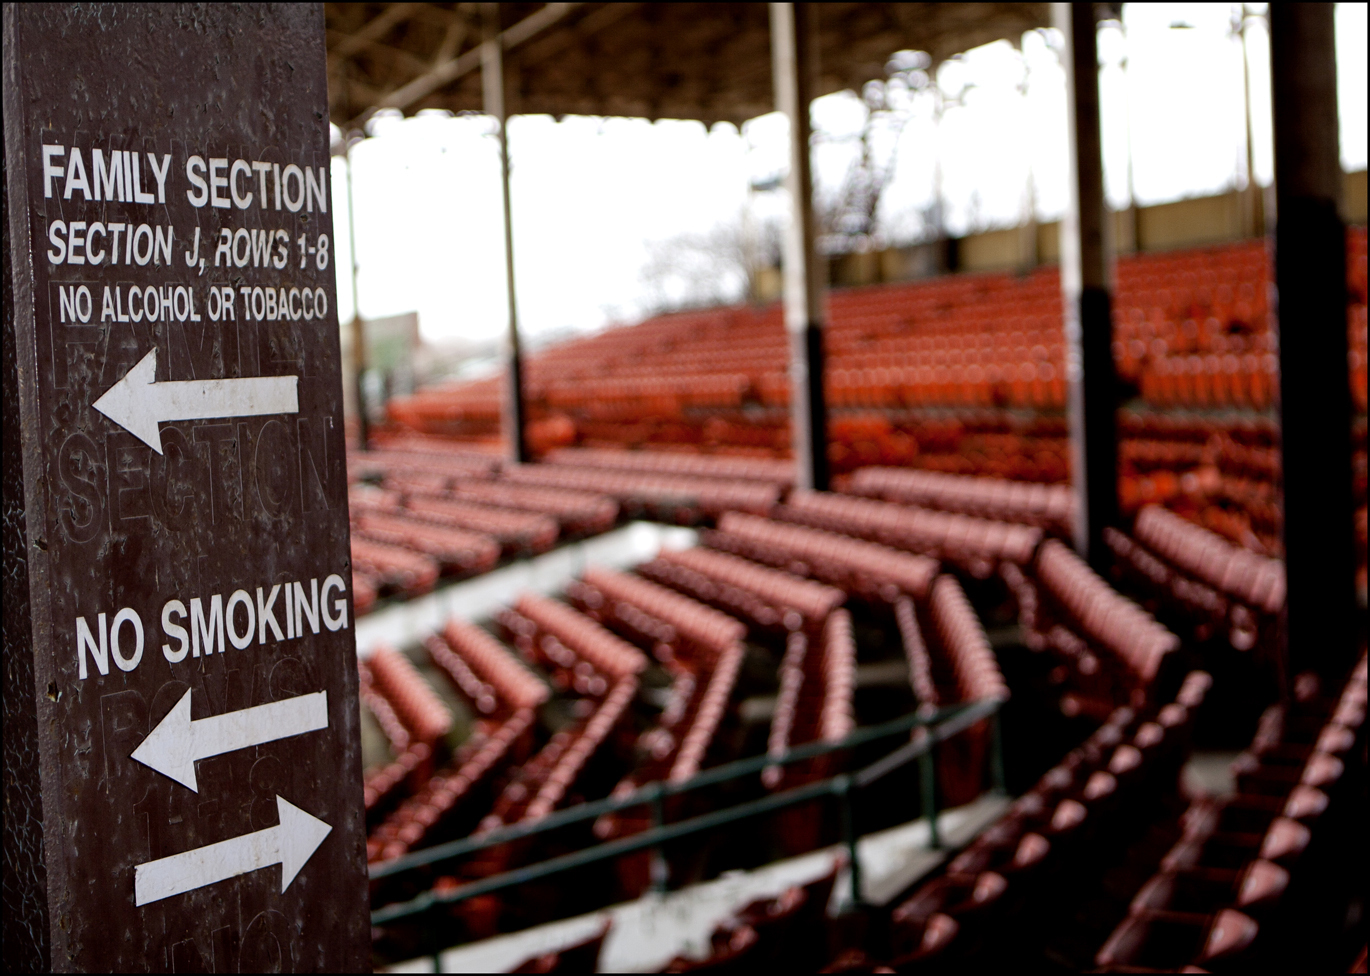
1180, 750, 1242, 798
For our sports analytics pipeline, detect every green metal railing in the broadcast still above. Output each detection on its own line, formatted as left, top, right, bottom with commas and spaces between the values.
370, 695, 1005, 928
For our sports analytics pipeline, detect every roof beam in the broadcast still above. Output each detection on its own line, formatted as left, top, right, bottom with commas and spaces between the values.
431, 13, 472, 68
326, 29, 433, 78
328, 3, 423, 59
365, 2, 579, 121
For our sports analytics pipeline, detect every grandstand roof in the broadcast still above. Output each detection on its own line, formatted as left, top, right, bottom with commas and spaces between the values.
325, 2, 1050, 129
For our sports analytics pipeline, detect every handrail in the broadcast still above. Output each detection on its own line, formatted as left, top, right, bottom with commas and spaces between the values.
369, 699, 976, 881
370, 697, 1004, 926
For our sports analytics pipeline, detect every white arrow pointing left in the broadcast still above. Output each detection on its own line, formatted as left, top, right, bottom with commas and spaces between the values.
93, 348, 298, 453
131, 689, 328, 792
134, 795, 332, 905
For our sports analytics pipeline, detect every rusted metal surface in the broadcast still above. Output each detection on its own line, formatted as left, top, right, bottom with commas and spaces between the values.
2, 4, 370, 971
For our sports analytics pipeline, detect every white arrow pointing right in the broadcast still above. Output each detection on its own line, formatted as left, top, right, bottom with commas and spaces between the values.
134, 795, 332, 905
131, 690, 328, 792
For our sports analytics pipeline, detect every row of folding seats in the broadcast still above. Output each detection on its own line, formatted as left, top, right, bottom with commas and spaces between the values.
347, 447, 501, 483
1032, 540, 1180, 711
399, 493, 559, 555
522, 678, 640, 822
358, 660, 416, 753
430, 619, 551, 716
700, 527, 862, 599
358, 648, 435, 819
1210, 433, 1282, 485
826, 361, 1069, 411
566, 568, 749, 892
894, 596, 938, 713
544, 372, 752, 416
569, 578, 682, 666
817, 609, 857, 744
904, 576, 1007, 807
768, 608, 859, 783
372, 458, 622, 539
606, 545, 849, 806
1111, 413, 1289, 557
365, 622, 553, 858
473, 600, 648, 831
426, 631, 505, 717
479, 727, 581, 832
384, 235, 1365, 456
514, 592, 649, 682
835, 340, 1065, 370
450, 479, 620, 536
637, 556, 802, 633
367, 709, 536, 863
385, 378, 503, 426
657, 547, 847, 627
1133, 504, 1285, 616
712, 512, 939, 601
765, 629, 818, 792
1119, 437, 1209, 474
365, 438, 501, 463
845, 466, 1072, 534
501, 464, 781, 520
875, 672, 1212, 973
671, 642, 747, 783
1004, 559, 1119, 720
928, 575, 1008, 705
567, 571, 748, 788
777, 491, 1042, 574
684, 513, 1002, 801
581, 565, 748, 660
1140, 352, 1280, 410
498, 607, 613, 700
1095, 658, 1366, 971
352, 506, 500, 573
1119, 409, 1279, 448
350, 536, 440, 598
365, 646, 454, 745
545, 447, 795, 488
1104, 526, 1240, 648
351, 499, 502, 575
359, 647, 456, 834
362, 741, 430, 816
352, 571, 377, 616
583, 572, 745, 778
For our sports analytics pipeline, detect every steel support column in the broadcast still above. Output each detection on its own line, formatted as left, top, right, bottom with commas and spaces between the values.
771, 2, 828, 492
1269, 4, 1356, 679
484, 6, 528, 465
1056, 2, 1118, 568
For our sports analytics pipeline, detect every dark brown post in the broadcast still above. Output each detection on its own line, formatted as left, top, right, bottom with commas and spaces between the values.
1269, 4, 1356, 680
2, 5, 370, 970
772, 2, 828, 491
2, 95, 50, 971
1055, 1, 1118, 568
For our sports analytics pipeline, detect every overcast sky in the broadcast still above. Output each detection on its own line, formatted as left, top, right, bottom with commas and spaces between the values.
330, 3, 1368, 348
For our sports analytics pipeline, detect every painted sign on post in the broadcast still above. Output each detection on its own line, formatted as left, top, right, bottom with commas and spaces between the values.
2, 5, 370, 971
